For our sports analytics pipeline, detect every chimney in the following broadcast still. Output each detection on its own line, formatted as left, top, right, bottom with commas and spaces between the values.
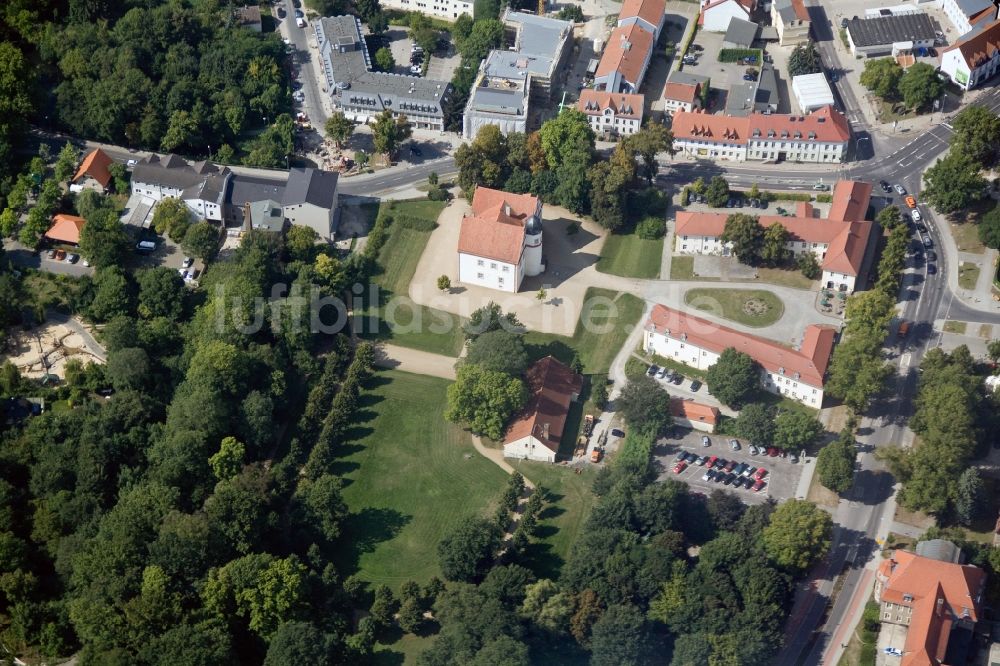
936, 597, 944, 617
542, 423, 550, 441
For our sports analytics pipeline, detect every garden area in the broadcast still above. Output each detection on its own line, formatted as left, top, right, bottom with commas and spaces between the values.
596, 231, 662, 279
683, 287, 784, 327
334, 370, 509, 588
358, 199, 466, 356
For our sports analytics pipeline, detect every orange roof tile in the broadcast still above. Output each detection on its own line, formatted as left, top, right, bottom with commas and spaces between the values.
504, 356, 583, 452
821, 222, 875, 276
747, 105, 850, 143
669, 398, 720, 425
596, 23, 655, 85
662, 81, 700, 103
72, 148, 114, 188
877, 550, 986, 666
459, 187, 540, 264
44, 214, 86, 245
788, 0, 809, 21
671, 111, 751, 144
943, 19, 1000, 68
828, 180, 872, 222
471, 186, 539, 220
646, 305, 837, 386
618, 0, 665, 30
577, 90, 644, 119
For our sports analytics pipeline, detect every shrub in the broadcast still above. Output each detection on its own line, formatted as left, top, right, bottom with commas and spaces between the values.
636, 215, 665, 240
718, 48, 763, 63
815, 193, 833, 203
393, 214, 438, 231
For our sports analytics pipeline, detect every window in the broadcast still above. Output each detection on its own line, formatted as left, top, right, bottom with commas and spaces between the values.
490, 262, 497, 269
502, 265, 509, 272
477, 259, 484, 266
477, 273, 484, 279
902, 594, 913, 602
498, 278, 504, 285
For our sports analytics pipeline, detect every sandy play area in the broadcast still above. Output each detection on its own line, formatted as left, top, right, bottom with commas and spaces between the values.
409, 199, 635, 336
3, 321, 105, 379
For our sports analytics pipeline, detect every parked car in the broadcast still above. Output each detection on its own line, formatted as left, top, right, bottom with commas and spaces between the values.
749, 444, 759, 455
729, 439, 741, 451
922, 234, 932, 248
672, 374, 684, 385
701, 435, 711, 447
898, 320, 911, 337
690, 380, 702, 392
713, 472, 726, 483
46, 249, 56, 259
752, 479, 766, 492
714, 457, 727, 470
611, 428, 625, 438
910, 208, 922, 223
743, 465, 756, 478
766, 447, 778, 457
723, 460, 736, 473
879, 180, 891, 193
66, 253, 79, 263
840, 17, 848, 28
674, 450, 687, 462
926, 250, 937, 261
894, 184, 906, 195
706, 455, 718, 467
294, 9, 304, 18
703, 469, 716, 482
695, 455, 707, 466
181, 256, 193, 268
657, 366, 669, 379
647, 364, 659, 376
904, 195, 917, 208
722, 473, 735, 486
673, 461, 687, 474
755, 467, 768, 480
927, 263, 937, 275
54, 249, 67, 261
734, 462, 748, 476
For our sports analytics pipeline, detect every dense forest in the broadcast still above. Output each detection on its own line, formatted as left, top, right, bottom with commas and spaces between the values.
0, 0, 293, 178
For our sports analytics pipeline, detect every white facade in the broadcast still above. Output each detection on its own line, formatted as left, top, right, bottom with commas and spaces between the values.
523, 225, 543, 276
746, 135, 846, 162
939, 0, 993, 36
458, 252, 523, 293
381, 0, 472, 19
674, 233, 830, 259
673, 137, 748, 161
663, 96, 698, 115
941, 41, 1000, 89
772, 0, 811, 46
584, 107, 642, 136
791, 73, 835, 113
130, 181, 225, 222
701, 0, 750, 32
503, 435, 556, 463
822, 268, 857, 293
642, 329, 825, 407
284, 201, 337, 241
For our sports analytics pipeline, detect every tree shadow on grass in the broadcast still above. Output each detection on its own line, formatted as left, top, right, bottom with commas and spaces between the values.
519, 539, 564, 581
524, 339, 576, 366
340, 507, 413, 575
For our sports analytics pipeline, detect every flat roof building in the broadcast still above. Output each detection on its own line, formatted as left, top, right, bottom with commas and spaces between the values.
846, 13, 937, 57
792, 73, 835, 112
315, 16, 452, 131
463, 52, 531, 139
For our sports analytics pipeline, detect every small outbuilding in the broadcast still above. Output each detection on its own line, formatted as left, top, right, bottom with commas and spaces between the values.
669, 398, 720, 433
503, 356, 583, 463
71, 148, 113, 193
44, 214, 86, 245
791, 73, 836, 112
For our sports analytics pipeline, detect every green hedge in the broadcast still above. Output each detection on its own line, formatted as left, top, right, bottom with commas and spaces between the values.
614, 428, 656, 469
718, 48, 763, 63
815, 193, 833, 203
677, 13, 700, 70
760, 191, 813, 202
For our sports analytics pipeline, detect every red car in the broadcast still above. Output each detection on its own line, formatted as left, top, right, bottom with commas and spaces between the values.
723, 460, 736, 473
673, 461, 687, 474
706, 455, 718, 468
755, 468, 768, 480
766, 447, 779, 457
752, 479, 766, 492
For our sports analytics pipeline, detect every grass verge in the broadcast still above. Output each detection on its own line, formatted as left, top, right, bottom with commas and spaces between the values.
335, 370, 509, 588
597, 232, 662, 279
358, 199, 465, 356
943, 320, 967, 334
510, 460, 598, 580
750, 267, 817, 290
958, 262, 981, 290
684, 287, 784, 327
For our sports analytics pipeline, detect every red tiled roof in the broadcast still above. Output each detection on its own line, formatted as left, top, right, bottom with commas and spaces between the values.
877, 550, 986, 666
619, 0, 665, 30
504, 356, 583, 452
72, 148, 113, 188
577, 90, 644, 120
828, 180, 872, 222
459, 187, 540, 265
646, 305, 837, 386
822, 222, 875, 276
662, 81, 700, 103
970, 6, 996, 27
471, 186, 538, 219
669, 398, 719, 425
788, 0, 809, 21
943, 19, 1000, 68
747, 105, 851, 143
44, 214, 86, 245
671, 111, 751, 143
596, 23, 655, 84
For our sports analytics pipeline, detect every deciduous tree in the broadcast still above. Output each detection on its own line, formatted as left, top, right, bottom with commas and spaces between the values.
952, 104, 1000, 166
922, 150, 987, 214
705, 348, 759, 408
182, 221, 220, 261
437, 516, 501, 582
465, 329, 529, 376
617, 375, 673, 432
762, 499, 832, 572
720, 214, 764, 264
898, 62, 943, 111
372, 109, 412, 157
79, 208, 129, 268
324, 112, 355, 148
734, 403, 775, 445
859, 58, 902, 99
445, 364, 526, 440
773, 411, 824, 452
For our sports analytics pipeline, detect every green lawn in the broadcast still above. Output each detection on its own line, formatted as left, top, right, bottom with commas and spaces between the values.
523, 288, 645, 376
684, 287, 784, 327
335, 370, 508, 589
510, 461, 598, 580
597, 232, 662, 279
359, 199, 465, 356
958, 262, 981, 290
670, 256, 696, 280
943, 320, 968, 334
751, 267, 817, 290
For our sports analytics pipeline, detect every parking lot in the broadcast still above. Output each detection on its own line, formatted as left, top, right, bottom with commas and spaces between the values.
654, 427, 804, 504
386, 27, 460, 82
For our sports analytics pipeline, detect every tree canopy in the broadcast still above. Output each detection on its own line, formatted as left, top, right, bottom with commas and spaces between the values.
616, 375, 673, 433
445, 364, 526, 440
762, 500, 832, 572
705, 348, 760, 408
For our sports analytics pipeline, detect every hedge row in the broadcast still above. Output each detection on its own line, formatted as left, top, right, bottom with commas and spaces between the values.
718, 48, 763, 63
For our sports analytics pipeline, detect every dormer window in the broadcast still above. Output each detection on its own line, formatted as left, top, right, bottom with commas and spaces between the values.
903, 594, 913, 602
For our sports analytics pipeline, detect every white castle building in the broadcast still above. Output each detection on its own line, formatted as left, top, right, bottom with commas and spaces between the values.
457, 187, 544, 293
